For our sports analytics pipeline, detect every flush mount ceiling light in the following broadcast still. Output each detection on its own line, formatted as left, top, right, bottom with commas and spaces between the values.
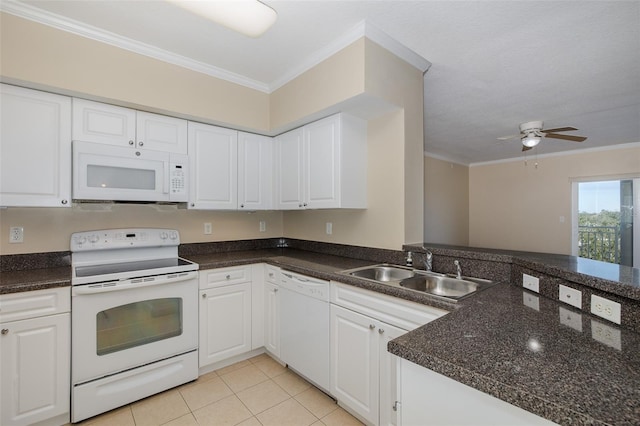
521, 132, 542, 148
169, 0, 277, 38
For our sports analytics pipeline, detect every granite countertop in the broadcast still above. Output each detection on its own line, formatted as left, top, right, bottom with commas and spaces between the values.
2, 247, 638, 424
389, 282, 640, 425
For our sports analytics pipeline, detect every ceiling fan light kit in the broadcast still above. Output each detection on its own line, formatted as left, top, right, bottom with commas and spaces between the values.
169, 0, 277, 38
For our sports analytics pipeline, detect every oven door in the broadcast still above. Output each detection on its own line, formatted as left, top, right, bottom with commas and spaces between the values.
71, 271, 198, 385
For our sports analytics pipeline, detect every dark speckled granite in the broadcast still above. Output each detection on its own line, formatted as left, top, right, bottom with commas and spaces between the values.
0, 267, 70, 294
389, 283, 640, 425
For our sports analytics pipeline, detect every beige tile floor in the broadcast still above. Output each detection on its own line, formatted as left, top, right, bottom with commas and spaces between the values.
76, 354, 364, 426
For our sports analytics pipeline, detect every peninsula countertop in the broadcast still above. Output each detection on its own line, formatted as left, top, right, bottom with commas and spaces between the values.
2, 247, 638, 425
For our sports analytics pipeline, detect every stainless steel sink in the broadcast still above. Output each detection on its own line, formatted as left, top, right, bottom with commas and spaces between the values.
399, 275, 478, 298
340, 264, 495, 301
346, 264, 415, 282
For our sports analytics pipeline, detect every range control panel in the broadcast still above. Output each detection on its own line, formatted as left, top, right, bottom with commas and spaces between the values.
70, 228, 180, 251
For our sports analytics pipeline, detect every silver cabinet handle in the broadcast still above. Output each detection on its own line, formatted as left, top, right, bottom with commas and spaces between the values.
226, 275, 231, 280
274, 288, 278, 293
138, 141, 144, 146
129, 140, 134, 145
369, 324, 375, 330
393, 401, 400, 412
240, 204, 244, 208
1, 329, 8, 335
61, 199, 68, 205
378, 328, 385, 334
202, 293, 207, 298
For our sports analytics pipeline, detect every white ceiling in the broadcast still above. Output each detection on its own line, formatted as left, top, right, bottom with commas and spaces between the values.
7, 0, 640, 164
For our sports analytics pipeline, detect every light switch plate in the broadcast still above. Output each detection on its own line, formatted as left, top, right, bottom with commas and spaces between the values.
523, 273, 539, 293
559, 285, 582, 309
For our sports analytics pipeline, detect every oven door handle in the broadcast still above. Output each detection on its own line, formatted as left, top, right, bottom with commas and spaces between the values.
73, 271, 198, 295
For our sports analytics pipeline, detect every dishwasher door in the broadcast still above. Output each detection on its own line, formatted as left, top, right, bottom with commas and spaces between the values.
280, 272, 330, 393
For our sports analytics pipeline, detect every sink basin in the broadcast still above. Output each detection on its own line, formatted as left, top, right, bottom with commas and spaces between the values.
346, 264, 415, 282
340, 264, 496, 301
399, 275, 478, 299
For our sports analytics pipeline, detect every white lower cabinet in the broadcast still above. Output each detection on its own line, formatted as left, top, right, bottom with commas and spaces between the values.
198, 266, 252, 367
264, 266, 281, 358
398, 359, 557, 426
0, 287, 70, 426
330, 282, 447, 426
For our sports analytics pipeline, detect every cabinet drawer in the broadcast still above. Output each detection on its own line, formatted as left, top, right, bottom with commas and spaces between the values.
199, 266, 252, 289
265, 266, 280, 284
0, 287, 70, 323
330, 281, 448, 331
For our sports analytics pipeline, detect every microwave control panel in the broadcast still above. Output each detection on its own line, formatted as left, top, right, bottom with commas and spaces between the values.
169, 156, 188, 202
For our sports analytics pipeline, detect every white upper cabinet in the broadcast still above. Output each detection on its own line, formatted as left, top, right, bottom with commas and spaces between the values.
188, 122, 238, 210
238, 132, 274, 210
0, 84, 72, 207
275, 113, 367, 210
72, 98, 187, 154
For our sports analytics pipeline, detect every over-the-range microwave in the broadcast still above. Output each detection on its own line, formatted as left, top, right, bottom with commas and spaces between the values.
72, 141, 188, 202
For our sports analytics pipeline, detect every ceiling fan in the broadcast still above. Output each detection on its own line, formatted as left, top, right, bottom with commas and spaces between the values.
498, 121, 587, 151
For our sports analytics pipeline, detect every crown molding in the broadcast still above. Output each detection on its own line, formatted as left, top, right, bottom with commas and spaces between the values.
469, 141, 640, 167
1, 0, 272, 93
2, 2, 431, 94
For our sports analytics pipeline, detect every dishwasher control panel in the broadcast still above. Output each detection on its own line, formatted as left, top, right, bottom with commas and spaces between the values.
280, 272, 330, 301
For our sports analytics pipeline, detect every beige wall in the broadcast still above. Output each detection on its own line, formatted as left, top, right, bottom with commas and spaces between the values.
0, 13, 270, 132
424, 155, 469, 245
469, 145, 640, 254
280, 40, 425, 249
1, 14, 425, 254
0, 206, 283, 254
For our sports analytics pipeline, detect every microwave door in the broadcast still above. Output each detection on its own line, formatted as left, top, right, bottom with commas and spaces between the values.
73, 142, 170, 202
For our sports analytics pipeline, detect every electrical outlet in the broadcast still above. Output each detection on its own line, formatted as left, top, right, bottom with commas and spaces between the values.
591, 319, 621, 351
590, 295, 621, 324
559, 285, 582, 309
259, 221, 266, 232
523, 273, 539, 293
9, 226, 24, 243
204, 222, 212, 235
326, 222, 332, 235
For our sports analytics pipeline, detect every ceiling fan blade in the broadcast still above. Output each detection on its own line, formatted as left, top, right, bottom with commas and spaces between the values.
544, 133, 587, 142
522, 145, 533, 152
541, 127, 578, 133
497, 134, 520, 141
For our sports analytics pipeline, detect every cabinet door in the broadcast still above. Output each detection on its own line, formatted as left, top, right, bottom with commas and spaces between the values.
72, 98, 136, 147
238, 132, 273, 210
304, 114, 340, 209
0, 84, 72, 207
264, 281, 280, 358
275, 128, 304, 210
330, 304, 378, 425
136, 111, 187, 154
379, 323, 406, 426
0, 313, 70, 426
188, 122, 238, 210
199, 284, 251, 367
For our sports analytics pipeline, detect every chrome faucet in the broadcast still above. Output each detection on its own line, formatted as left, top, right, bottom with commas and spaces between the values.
454, 260, 462, 279
424, 251, 433, 271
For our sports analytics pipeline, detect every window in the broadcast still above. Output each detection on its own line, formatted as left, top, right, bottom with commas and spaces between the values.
572, 178, 639, 267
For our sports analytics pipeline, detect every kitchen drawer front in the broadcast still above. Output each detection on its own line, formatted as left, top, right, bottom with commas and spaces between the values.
330, 281, 448, 331
265, 265, 280, 284
0, 287, 70, 323
199, 266, 252, 289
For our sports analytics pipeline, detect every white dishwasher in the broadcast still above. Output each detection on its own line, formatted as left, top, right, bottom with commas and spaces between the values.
280, 271, 330, 393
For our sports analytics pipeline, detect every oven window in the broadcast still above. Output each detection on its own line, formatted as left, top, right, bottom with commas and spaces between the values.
87, 165, 156, 190
96, 298, 182, 355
